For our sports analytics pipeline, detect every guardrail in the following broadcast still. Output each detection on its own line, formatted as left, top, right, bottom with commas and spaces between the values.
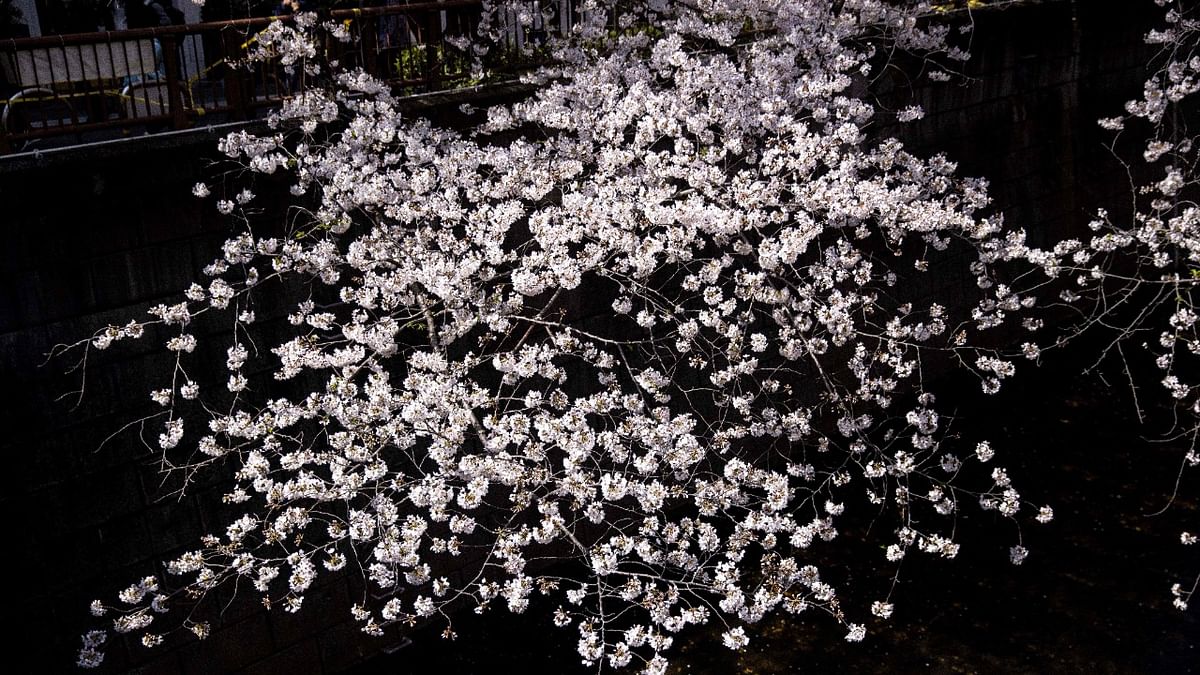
0, 1, 571, 153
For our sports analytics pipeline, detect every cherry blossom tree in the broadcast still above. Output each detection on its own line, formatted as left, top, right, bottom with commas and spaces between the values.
72, 1, 1082, 670
1015, 0, 1200, 615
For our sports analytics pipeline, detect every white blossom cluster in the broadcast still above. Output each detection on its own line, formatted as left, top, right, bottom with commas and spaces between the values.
77, 1, 1058, 670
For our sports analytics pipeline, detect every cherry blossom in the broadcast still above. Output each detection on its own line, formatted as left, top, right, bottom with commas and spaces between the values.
74, 1, 1062, 670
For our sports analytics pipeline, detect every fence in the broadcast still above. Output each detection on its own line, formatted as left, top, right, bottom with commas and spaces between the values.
0, 1, 576, 153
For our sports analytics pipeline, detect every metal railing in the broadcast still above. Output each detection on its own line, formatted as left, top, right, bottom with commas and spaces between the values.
0, 1, 572, 153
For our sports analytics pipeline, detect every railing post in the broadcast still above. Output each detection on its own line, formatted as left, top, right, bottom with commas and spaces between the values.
161, 33, 187, 130
0, 40, 9, 152
424, 5, 442, 92
221, 28, 249, 121
360, 13, 379, 78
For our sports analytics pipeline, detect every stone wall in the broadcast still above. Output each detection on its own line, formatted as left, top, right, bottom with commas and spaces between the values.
0, 2, 1166, 672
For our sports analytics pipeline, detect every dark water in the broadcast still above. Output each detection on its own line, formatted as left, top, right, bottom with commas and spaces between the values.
354, 358, 1199, 674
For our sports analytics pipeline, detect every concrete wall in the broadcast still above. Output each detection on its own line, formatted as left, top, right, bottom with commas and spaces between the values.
0, 2, 1165, 672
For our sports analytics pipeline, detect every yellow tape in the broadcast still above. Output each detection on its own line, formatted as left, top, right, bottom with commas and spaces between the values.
5, 90, 163, 106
